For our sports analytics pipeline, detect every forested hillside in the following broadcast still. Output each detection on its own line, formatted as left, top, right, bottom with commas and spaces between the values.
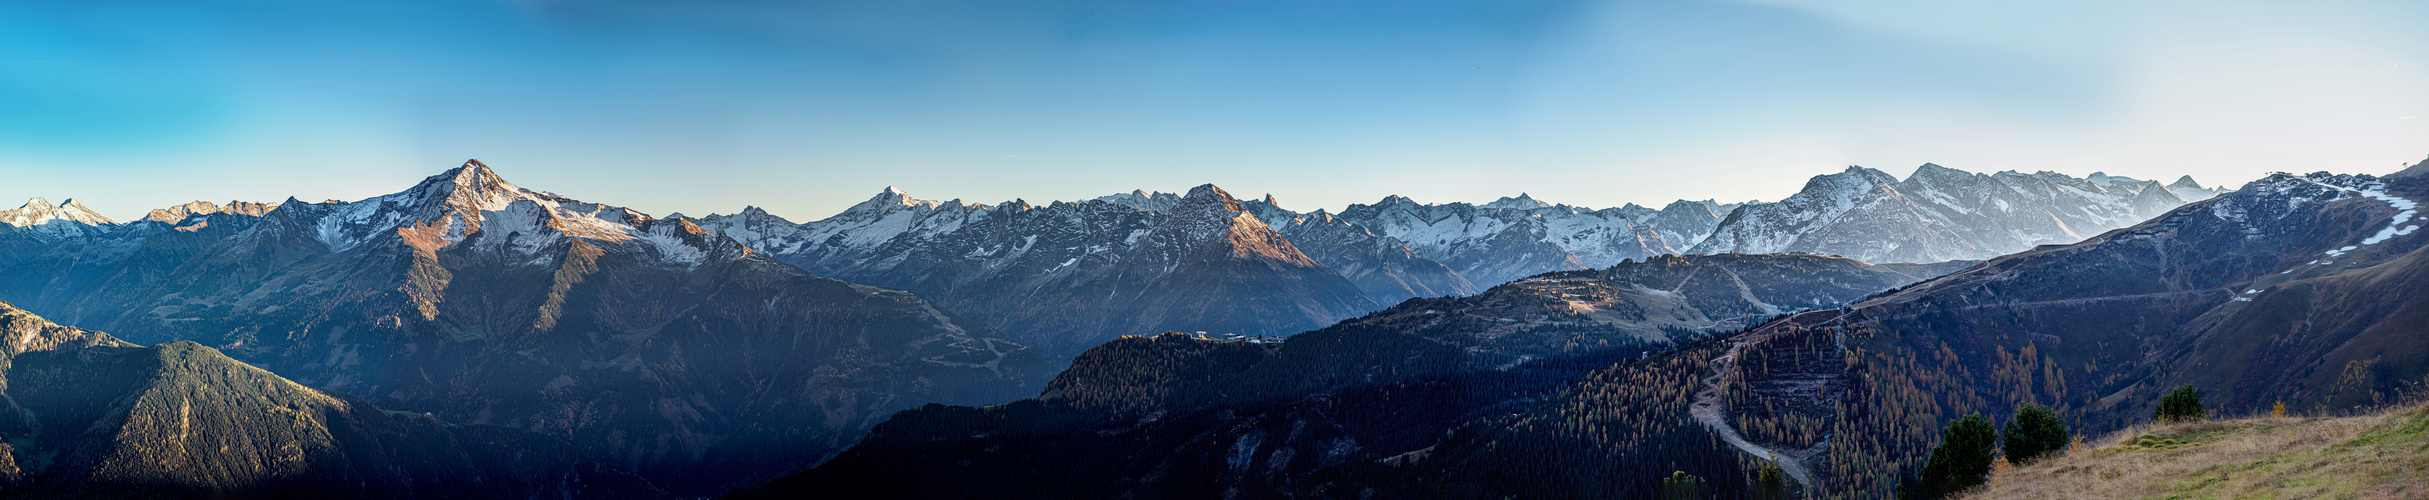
0, 301, 666, 498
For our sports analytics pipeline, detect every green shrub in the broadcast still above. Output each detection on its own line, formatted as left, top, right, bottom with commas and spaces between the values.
1753, 462, 1790, 500
1661, 470, 1709, 500
1917, 413, 1997, 499
2156, 385, 2207, 423
2002, 404, 2071, 465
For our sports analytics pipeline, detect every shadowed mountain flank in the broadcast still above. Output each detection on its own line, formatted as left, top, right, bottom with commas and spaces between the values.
0, 301, 667, 498
734, 253, 1970, 498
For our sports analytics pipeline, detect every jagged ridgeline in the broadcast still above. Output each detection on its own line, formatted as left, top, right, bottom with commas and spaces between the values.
1691, 165, 2226, 264
690, 164, 2218, 359
694, 184, 1391, 359
0, 161, 1054, 496
0, 301, 667, 498
732, 252, 1967, 498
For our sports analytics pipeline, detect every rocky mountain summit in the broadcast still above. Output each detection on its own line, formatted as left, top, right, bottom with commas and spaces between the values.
140, 199, 281, 223
0, 197, 116, 240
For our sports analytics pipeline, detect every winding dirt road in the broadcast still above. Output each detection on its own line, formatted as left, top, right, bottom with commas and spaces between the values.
1688, 325, 1825, 494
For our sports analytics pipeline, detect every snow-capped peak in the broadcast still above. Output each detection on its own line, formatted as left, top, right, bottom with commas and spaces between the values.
1094, 189, 1183, 212
4, 197, 117, 229
1483, 193, 1554, 210
846, 186, 948, 214
1179, 184, 1247, 213
299, 160, 721, 267
2165, 174, 2232, 201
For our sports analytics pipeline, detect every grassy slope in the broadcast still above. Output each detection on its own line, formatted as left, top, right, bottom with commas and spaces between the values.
1966, 402, 2429, 499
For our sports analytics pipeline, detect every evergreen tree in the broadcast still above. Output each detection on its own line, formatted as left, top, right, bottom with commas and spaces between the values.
1662, 470, 1709, 500
1753, 462, 1790, 500
2155, 385, 2206, 422
1917, 413, 1997, 499
2001, 404, 2070, 466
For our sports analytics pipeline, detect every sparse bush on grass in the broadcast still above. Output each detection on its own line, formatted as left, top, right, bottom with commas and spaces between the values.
1961, 401, 2429, 499
2001, 404, 2070, 466
2156, 385, 2206, 423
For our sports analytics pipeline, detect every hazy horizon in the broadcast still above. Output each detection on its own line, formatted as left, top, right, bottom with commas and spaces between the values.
5, 0, 2426, 222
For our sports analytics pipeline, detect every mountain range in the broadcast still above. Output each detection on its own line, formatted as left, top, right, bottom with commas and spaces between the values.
692, 164, 2223, 358
736, 159, 2421, 499
0, 158, 2266, 497
691, 184, 1381, 358
0, 161, 1052, 495
1690, 164, 2218, 264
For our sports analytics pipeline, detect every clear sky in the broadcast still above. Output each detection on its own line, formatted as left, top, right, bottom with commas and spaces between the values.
5, 0, 2427, 222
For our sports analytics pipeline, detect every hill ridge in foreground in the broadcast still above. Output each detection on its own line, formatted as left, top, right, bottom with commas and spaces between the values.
0, 300, 667, 498
1964, 401, 2429, 499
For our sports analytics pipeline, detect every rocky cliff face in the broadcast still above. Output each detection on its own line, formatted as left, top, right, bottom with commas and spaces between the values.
0, 300, 668, 498
0, 161, 1051, 496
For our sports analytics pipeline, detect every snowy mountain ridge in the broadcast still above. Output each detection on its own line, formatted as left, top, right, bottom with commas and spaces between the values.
1327, 193, 1748, 286
699, 183, 1376, 358
2, 197, 117, 239
691, 163, 2229, 336
1688, 163, 2226, 264
275, 160, 732, 267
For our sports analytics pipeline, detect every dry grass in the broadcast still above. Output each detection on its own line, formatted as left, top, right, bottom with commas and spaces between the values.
1962, 402, 2429, 499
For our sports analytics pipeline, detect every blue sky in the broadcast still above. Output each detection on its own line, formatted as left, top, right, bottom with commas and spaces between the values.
4, 0, 2426, 221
